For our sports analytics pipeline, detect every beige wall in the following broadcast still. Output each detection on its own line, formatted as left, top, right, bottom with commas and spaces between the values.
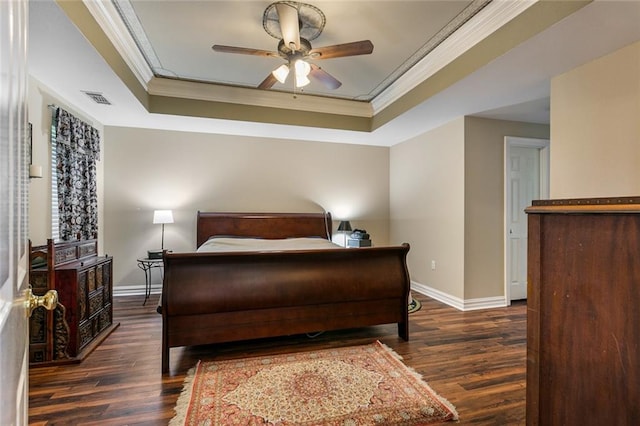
390, 118, 466, 299
550, 40, 640, 198
390, 116, 549, 305
29, 73, 552, 306
25, 38, 640, 305
104, 127, 390, 288
27, 76, 105, 252
463, 117, 549, 300
28, 77, 390, 291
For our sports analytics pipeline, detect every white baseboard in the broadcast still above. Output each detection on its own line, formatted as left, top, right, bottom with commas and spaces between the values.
411, 281, 508, 311
113, 284, 161, 297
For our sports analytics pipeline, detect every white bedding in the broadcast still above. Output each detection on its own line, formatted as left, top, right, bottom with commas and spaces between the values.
197, 237, 343, 253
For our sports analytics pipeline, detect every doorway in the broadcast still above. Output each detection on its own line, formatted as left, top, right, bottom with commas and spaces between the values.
504, 137, 549, 303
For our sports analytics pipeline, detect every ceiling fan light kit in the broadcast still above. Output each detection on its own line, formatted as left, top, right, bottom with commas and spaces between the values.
294, 59, 311, 87
212, 1, 373, 92
272, 64, 290, 84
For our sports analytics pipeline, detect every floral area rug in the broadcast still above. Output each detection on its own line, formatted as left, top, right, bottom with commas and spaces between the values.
170, 341, 458, 425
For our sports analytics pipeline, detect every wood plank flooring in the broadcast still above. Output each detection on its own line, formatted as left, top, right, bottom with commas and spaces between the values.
28, 293, 527, 425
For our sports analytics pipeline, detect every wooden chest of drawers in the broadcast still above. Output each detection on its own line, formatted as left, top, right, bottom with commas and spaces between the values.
29, 239, 119, 365
525, 197, 639, 425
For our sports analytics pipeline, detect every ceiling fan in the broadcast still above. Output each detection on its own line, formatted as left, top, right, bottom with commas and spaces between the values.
212, 1, 374, 91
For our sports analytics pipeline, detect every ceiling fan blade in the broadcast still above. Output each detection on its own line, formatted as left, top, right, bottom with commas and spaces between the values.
309, 40, 374, 60
276, 2, 301, 51
212, 45, 278, 58
258, 72, 278, 90
309, 64, 341, 90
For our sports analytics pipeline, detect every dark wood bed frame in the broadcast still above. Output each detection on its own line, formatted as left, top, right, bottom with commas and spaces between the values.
160, 211, 411, 373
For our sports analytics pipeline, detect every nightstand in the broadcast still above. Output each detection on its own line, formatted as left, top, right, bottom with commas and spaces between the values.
136, 257, 163, 305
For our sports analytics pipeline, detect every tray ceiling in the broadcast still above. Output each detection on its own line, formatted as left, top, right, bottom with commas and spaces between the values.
27, 1, 640, 145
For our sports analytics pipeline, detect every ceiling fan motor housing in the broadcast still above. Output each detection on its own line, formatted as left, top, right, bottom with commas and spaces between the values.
263, 1, 326, 42
278, 38, 313, 59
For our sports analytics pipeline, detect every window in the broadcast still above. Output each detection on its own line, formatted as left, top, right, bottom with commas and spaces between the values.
50, 107, 100, 241
50, 112, 59, 241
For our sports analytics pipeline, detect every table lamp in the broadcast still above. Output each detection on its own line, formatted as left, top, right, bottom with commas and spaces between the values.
150, 210, 173, 257
337, 220, 352, 247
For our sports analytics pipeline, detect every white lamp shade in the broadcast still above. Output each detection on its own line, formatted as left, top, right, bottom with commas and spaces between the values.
294, 59, 311, 76
153, 210, 174, 224
294, 60, 311, 87
272, 64, 290, 84
295, 74, 310, 87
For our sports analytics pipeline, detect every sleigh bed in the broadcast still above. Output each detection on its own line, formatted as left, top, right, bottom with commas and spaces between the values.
160, 211, 411, 373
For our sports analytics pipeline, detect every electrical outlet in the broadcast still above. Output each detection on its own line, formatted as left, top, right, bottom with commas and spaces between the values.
431, 260, 436, 270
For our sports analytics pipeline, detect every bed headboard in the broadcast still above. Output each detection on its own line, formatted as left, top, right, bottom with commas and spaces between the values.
196, 212, 332, 248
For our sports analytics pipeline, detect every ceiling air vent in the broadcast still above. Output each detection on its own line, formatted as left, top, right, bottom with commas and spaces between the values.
83, 91, 112, 105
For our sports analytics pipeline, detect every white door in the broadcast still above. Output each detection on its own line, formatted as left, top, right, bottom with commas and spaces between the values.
1, 0, 30, 424
505, 137, 549, 302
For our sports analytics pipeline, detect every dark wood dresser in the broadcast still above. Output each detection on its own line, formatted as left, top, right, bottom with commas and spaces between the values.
525, 197, 639, 425
29, 239, 119, 365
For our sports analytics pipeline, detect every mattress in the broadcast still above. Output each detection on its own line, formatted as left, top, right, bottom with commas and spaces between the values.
197, 236, 343, 253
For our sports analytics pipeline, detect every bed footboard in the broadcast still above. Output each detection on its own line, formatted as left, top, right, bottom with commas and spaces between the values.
161, 244, 410, 373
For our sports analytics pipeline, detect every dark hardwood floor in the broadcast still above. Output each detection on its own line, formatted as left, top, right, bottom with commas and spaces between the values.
28, 293, 527, 425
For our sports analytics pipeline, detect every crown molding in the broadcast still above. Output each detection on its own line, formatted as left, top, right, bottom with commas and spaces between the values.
83, 0, 373, 119
83, 0, 153, 89
371, 0, 537, 113
148, 77, 373, 118
80, 0, 541, 124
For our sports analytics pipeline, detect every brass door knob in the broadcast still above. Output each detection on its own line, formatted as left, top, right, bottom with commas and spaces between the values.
25, 288, 58, 317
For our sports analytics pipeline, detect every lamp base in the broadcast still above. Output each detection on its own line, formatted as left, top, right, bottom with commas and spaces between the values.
147, 249, 163, 259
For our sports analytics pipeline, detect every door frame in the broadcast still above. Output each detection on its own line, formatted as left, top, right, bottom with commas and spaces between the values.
503, 136, 550, 305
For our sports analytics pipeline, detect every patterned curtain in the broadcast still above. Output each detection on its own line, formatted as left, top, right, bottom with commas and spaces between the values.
55, 108, 101, 241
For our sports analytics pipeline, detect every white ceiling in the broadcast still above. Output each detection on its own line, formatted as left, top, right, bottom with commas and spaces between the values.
114, 0, 482, 100
28, 0, 640, 147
